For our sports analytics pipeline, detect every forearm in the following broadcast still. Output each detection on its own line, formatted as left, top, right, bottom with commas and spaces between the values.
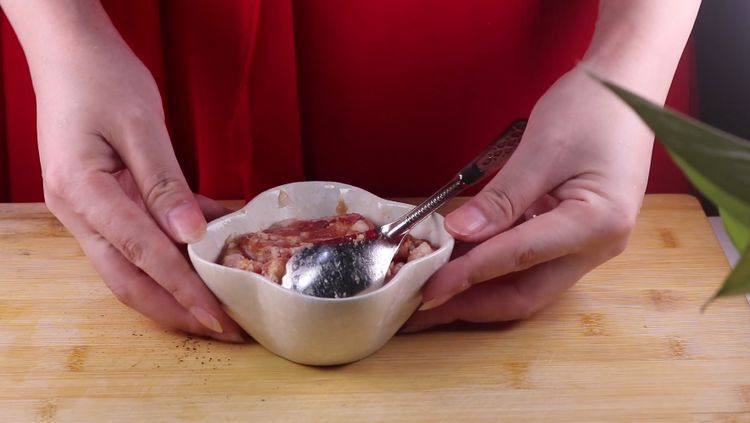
0, 0, 127, 85
583, 0, 701, 103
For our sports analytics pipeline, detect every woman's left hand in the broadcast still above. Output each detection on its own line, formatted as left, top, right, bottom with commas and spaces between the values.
403, 65, 654, 332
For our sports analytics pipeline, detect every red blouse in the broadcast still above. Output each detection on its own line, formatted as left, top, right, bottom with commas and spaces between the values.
0, 0, 694, 202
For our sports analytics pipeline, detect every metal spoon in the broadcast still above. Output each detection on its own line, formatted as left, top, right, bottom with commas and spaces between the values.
281, 119, 527, 298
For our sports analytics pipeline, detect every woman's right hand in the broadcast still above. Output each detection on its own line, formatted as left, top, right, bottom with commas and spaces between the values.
27, 12, 245, 342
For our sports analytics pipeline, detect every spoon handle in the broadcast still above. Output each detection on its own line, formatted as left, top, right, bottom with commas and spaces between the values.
383, 119, 527, 239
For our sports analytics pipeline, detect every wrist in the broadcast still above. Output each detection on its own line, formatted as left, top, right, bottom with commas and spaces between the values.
579, 0, 700, 105
2, 1, 127, 80
579, 48, 671, 105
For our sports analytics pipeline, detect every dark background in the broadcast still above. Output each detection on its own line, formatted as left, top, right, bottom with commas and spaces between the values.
692, 1, 749, 215
695, 1, 750, 139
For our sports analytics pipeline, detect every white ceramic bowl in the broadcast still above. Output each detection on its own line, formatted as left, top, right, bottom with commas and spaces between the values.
188, 182, 453, 365
188, 181, 454, 365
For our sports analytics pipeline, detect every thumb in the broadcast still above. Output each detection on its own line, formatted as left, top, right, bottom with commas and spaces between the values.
115, 118, 206, 244
445, 146, 553, 242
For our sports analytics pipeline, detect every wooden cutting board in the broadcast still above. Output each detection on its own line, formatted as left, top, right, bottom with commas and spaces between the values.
1, 194, 749, 422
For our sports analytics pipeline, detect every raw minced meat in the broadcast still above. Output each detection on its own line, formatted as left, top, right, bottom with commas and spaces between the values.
217, 213, 435, 284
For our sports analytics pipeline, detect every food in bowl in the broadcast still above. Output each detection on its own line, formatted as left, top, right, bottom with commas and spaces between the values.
188, 181, 455, 365
217, 213, 435, 284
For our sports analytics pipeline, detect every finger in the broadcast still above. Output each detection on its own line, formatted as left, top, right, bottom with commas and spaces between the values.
80, 233, 245, 343
522, 194, 560, 221
113, 169, 148, 209
194, 193, 233, 221
445, 127, 559, 242
420, 201, 592, 310
114, 169, 229, 223
47, 194, 245, 342
403, 253, 594, 332
68, 171, 238, 336
115, 118, 205, 243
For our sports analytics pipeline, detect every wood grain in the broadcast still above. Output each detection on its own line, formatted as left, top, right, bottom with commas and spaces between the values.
1, 195, 749, 422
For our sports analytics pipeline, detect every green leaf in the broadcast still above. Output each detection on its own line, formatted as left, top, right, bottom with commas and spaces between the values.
709, 246, 750, 298
593, 75, 750, 305
596, 79, 750, 205
668, 155, 750, 253
720, 207, 750, 253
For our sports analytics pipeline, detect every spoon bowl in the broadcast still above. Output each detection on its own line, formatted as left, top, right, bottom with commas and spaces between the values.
281, 233, 398, 297
282, 119, 526, 298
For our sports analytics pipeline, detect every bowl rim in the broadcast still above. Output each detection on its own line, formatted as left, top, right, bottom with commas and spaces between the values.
188, 181, 455, 304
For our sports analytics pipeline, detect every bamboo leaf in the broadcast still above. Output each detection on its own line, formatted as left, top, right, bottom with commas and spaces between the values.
720, 207, 749, 253
594, 75, 750, 305
709, 246, 750, 298
668, 155, 750, 253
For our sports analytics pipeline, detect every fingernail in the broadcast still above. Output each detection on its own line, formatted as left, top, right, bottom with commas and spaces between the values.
190, 306, 223, 334
419, 281, 471, 311
167, 203, 206, 243
446, 205, 488, 236
419, 294, 452, 311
